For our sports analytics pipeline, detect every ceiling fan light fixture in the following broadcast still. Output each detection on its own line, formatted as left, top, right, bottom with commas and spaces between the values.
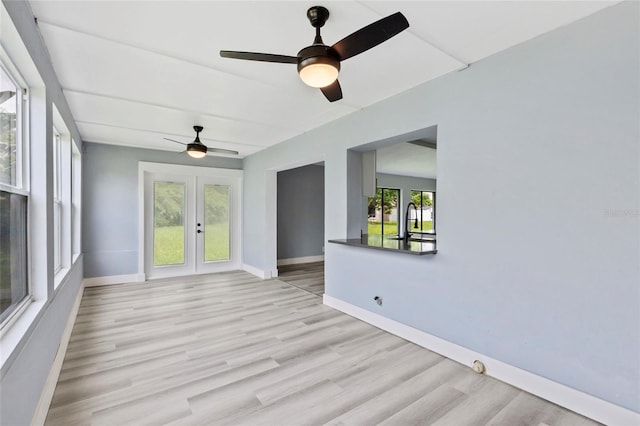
187, 143, 207, 159
298, 55, 340, 88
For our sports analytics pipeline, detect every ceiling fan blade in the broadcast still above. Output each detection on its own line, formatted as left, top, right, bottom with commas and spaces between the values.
164, 137, 187, 146
208, 147, 239, 155
331, 12, 409, 61
320, 79, 342, 102
220, 50, 298, 64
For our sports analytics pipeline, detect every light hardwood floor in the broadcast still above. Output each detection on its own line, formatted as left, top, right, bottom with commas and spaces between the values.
45, 271, 599, 425
277, 261, 325, 296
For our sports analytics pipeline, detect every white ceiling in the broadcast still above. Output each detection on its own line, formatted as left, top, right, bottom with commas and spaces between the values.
28, 1, 617, 158
377, 143, 437, 179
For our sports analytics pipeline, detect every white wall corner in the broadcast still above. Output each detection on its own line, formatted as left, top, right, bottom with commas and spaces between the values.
242, 264, 270, 279
322, 295, 640, 426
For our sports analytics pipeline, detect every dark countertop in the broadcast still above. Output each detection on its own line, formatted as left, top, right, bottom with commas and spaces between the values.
328, 234, 437, 256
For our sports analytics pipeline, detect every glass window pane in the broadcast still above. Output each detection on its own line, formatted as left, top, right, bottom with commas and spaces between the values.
153, 182, 185, 266
367, 188, 398, 235
53, 132, 61, 200
367, 188, 383, 236
53, 201, 61, 272
204, 184, 230, 262
0, 190, 28, 323
421, 192, 434, 232
0, 67, 18, 187
382, 188, 399, 235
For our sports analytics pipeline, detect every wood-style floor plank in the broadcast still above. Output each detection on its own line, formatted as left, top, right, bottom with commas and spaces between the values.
278, 261, 325, 295
45, 270, 599, 425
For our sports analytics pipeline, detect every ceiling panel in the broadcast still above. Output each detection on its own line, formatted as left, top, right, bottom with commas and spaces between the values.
63, 90, 296, 147
366, 1, 618, 64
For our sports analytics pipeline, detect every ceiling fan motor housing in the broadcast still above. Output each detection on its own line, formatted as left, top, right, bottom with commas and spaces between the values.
297, 45, 340, 73
187, 142, 207, 158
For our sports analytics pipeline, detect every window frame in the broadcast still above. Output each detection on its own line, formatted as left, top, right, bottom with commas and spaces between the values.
71, 140, 81, 260
367, 187, 400, 236
0, 54, 31, 331
411, 189, 436, 235
52, 128, 62, 273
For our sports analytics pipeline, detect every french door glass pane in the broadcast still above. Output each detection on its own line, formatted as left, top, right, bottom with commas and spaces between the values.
154, 181, 185, 266
204, 184, 230, 262
0, 191, 28, 323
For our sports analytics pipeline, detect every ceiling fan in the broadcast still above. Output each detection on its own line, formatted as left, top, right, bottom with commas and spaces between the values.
220, 6, 409, 102
164, 125, 239, 158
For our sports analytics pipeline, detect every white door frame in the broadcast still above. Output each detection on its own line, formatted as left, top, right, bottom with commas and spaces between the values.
265, 155, 325, 279
138, 162, 242, 280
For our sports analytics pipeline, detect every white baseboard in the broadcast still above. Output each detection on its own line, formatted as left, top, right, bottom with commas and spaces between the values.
277, 255, 324, 266
323, 295, 639, 426
242, 264, 270, 279
31, 281, 85, 426
83, 273, 145, 287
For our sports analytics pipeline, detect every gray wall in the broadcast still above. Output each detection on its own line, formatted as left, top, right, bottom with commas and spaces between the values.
0, 2, 85, 424
82, 142, 242, 278
277, 164, 325, 260
242, 2, 639, 412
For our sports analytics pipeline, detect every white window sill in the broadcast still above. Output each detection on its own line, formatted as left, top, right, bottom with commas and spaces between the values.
0, 298, 45, 371
54, 266, 70, 289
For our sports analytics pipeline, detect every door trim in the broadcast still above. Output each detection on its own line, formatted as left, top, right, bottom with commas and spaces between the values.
137, 162, 243, 280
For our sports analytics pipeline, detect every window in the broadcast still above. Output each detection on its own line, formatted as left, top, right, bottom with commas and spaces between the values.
410, 190, 436, 234
0, 64, 20, 186
367, 187, 400, 235
0, 61, 28, 325
53, 128, 62, 273
71, 141, 81, 259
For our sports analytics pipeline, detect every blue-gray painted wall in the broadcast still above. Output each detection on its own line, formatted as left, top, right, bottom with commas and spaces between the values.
82, 142, 242, 278
277, 164, 325, 260
242, 2, 639, 411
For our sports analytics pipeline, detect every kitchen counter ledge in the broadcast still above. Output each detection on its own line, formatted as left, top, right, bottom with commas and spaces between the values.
328, 235, 437, 256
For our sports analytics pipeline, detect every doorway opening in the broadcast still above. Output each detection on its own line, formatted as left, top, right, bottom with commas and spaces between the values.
276, 162, 325, 296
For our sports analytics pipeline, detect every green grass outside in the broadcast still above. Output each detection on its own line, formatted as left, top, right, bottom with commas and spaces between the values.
154, 223, 229, 266
367, 220, 433, 235
367, 221, 398, 235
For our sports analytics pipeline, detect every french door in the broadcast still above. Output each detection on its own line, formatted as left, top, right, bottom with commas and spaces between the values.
141, 164, 241, 279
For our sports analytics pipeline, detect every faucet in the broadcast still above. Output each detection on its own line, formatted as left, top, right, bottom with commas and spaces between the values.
403, 202, 419, 245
